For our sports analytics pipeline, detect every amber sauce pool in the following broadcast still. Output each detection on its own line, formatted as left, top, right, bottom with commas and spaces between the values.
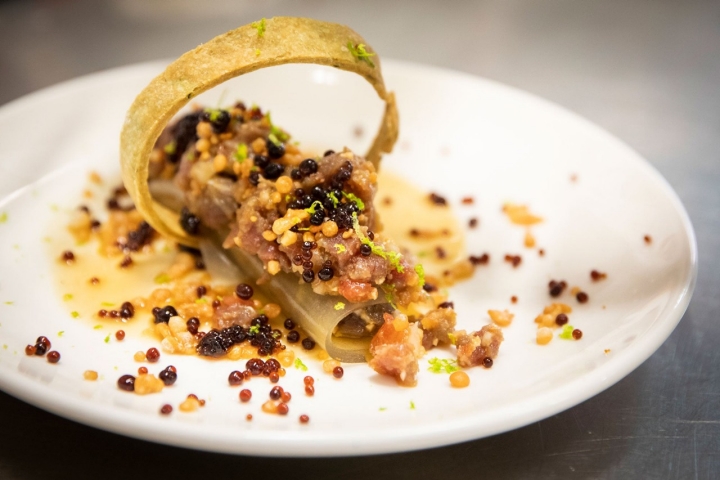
51, 171, 465, 343
52, 241, 180, 337
376, 170, 465, 278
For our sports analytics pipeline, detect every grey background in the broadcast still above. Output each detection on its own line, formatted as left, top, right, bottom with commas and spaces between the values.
0, 0, 718, 478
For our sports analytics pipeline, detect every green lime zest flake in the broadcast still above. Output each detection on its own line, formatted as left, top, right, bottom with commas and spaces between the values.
0, 212, 7, 223
559, 325, 575, 339
63, 293, 73, 301
204, 107, 223, 122
93, 325, 102, 330
252, 17, 266, 38
195, 298, 208, 304
305, 200, 324, 215
342, 192, 365, 211
100, 301, 115, 307
334, 244, 346, 253
267, 132, 282, 147
104, 334, 110, 343
4, 301, 13, 306
58, 331, 64, 337
154, 273, 171, 285
249, 325, 260, 335
265, 112, 290, 143
347, 41, 376, 67
255, 48, 261, 57
234, 143, 248, 163
334, 302, 346, 311
294, 358, 308, 371
163, 141, 176, 155
379, 407, 387, 411
410, 401, 416, 410
352, 213, 404, 272
71, 311, 80, 319
427, 357, 459, 374
414, 264, 425, 287
447, 332, 457, 345
327, 191, 339, 208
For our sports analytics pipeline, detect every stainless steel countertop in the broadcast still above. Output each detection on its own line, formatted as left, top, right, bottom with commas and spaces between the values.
0, 1, 718, 478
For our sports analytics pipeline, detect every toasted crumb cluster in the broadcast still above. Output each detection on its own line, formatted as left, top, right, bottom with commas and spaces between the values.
151, 103, 428, 308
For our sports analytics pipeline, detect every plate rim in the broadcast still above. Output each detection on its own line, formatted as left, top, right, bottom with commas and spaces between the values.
0, 58, 698, 457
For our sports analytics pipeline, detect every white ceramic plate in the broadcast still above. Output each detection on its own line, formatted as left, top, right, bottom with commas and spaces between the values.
0, 60, 696, 456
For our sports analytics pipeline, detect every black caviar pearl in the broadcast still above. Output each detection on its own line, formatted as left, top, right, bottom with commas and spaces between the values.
301, 241, 314, 250
323, 150, 335, 157
290, 168, 302, 180
302, 261, 314, 270
117, 375, 135, 392
301, 250, 313, 260
235, 283, 254, 300
179, 208, 200, 235
286, 330, 300, 343
318, 267, 334, 281
310, 211, 324, 226
253, 154, 269, 169
335, 169, 352, 182
153, 305, 178, 324
299, 158, 318, 176
246, 358, 265, 375
249, 171, 260, 186
266, 139, 285, 159
302, 269, 315, 283
209, 110, 231, 133
186, 317, 200, 335
263, 163, 284, 180
284, 319, 296, 330
302, 338, 316, 350
159, 368, 177, 386
292, 255, 303, 266
298, 195, 313, 209
120, 301, 135, 318
360, 244, 372, 256
311, 186, 326, 200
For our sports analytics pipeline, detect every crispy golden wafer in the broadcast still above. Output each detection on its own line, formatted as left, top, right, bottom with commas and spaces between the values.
120, 17, 398, 246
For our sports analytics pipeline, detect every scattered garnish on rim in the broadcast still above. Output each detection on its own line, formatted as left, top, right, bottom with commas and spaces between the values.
104, 334, 110, 343
427, 358, 459, 374
334, 244, 347, 253
347, 41, 375, 67
57, 331, 64, 337
154, 273, 171, 284
0, 212, 7, 223
93, 325, 102, 330
251, 18, 267, 38
71, 311, 80, 318
334, 302, 346, 311
559, 325, 575, 339
410, 401, 416, 410
294, 358, 308, 371
100, 301, 115, 307
63, 293, 73, 301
